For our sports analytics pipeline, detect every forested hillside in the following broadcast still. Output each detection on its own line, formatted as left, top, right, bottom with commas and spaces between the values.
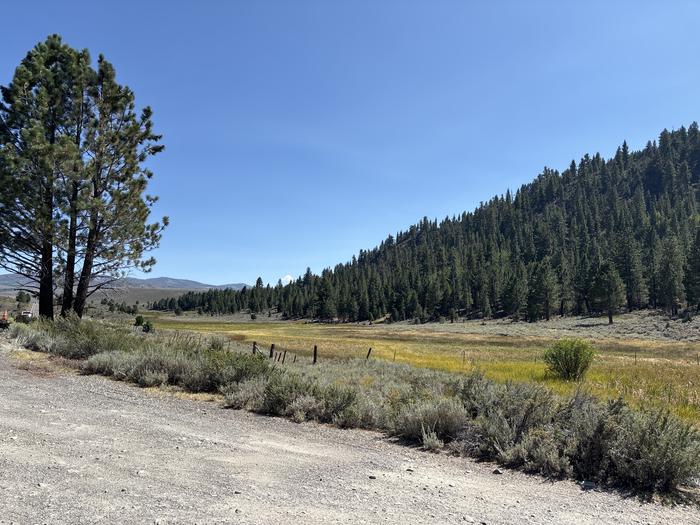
154, 125, 700, 322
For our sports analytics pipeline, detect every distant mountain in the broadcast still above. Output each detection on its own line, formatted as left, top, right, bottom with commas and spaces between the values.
0, 273, 29, 291
0, 274, 248, 292
121, 277, 248, 290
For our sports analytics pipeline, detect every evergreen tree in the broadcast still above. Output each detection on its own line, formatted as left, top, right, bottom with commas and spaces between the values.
503, 260, 528, 320
616, 235, 647, 309
0, 36, 84, 318
590, 260, 626, 324
0, 36, 166, 319
659, 235, 686, 315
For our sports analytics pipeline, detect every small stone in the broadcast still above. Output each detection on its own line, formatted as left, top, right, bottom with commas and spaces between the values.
234, 491, 241, 495
581, 480, 596, 490
369, 475, 377, 479
406, 468, 414, 472
37, 483, 46, 488
492, 468, 503, 475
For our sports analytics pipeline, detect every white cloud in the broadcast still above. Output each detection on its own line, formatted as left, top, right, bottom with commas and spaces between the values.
279, 274, 294, 285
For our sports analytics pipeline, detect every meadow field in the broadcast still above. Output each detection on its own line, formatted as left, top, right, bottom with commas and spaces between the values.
149, 312, 700, 422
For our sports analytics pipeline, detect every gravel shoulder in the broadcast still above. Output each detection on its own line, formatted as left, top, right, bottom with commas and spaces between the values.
0, 338, 698, 525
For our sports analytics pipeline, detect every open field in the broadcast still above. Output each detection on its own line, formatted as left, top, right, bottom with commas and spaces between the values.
148, 311, 700, 422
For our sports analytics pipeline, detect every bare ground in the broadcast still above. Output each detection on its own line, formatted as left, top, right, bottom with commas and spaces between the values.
0, 339, 698, 525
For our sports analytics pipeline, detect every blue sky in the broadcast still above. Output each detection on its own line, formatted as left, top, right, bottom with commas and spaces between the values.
2, 1, 700, 285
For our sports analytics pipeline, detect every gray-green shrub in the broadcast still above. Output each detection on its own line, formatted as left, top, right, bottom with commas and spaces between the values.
393, 397, 467, 443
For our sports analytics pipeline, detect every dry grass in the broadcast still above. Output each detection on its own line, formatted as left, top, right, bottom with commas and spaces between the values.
148, 315, 700, 423
8, 347, 78, 376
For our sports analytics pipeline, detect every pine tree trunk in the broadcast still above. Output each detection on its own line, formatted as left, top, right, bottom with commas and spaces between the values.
38, 125, 56, 320
38, 164, 54, 319
38, 238, 53, 319
60, 183, 79, 316
72, 214, 98, 318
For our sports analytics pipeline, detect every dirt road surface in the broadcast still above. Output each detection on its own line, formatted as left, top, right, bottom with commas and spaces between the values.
1, 340, 698, 524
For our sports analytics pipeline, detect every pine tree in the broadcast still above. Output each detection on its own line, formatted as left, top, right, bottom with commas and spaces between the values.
0, 36, 85, 318
503, 260, 528, 320
0, 36, 166, 319
316, 275, 336, 320
617, 235, 647, 309
71, 55, 166, 317
590, 260, 626, 323
659, 235, 686, 315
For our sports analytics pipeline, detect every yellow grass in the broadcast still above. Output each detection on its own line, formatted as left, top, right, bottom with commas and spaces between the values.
147, 315, 700, 423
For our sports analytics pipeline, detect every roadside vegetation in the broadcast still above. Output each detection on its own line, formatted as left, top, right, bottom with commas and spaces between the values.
8, 317, 700, 495
147, 315, 700, 422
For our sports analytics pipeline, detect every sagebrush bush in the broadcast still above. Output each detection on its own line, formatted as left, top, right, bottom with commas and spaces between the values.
607, 408, 700, 492
543, 339, 595, 381
221, 376, 269, 411
501, 427, 572, 477
288, 394, 324, 423
393, 397, 467, 444
10, 323, 57, 353
421, 424, 444, 451
137, 369, 169, 388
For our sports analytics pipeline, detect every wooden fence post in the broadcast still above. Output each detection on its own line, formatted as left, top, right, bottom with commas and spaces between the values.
366, 348, 372, 360
313, 345, 318, 365
269, 343, 275, 359
393, 347, 397, 362
282, 350, 287, 364
293, 354, 297, 363
253, 341, 257, 354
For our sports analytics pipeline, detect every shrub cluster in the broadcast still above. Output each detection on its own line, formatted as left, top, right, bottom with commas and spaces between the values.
9, 320, 700, 494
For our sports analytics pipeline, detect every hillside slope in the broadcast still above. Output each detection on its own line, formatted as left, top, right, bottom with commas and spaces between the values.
156, 125, 700, 321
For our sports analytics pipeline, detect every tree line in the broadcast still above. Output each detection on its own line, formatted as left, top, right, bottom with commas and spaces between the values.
0, 36, 165, 319
154, 125, 700, 323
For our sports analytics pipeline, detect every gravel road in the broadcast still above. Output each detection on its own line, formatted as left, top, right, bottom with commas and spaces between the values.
1, 340, 698, 525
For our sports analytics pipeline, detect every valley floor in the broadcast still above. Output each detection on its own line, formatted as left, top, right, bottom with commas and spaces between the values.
1, 338, 698, 525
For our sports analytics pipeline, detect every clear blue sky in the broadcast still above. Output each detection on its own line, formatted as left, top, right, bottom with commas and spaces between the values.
2, 1, 700, 286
